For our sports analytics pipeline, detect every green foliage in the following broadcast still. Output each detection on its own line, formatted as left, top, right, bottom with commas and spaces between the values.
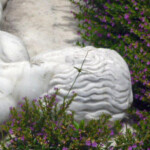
70, 0, 150, 108
0, 93, 150, 149
0, 92, 114, 150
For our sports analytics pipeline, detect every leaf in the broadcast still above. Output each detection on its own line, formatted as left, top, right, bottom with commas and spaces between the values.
74, 67, 82, 73
73, 121, 79, 130
79, 120, 85, 130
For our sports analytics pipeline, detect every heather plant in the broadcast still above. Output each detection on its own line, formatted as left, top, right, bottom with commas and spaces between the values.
0, 93, 150, 149
70, 0, 150, 109
0, 93, 115, 150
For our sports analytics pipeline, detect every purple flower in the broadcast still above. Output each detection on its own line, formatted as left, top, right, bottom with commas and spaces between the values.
9, 129, 13, 135
125, 34, 129, 37
110, 147, 114, 150
33, 99, 38, 103
85, 19, 88, 22
130, 71, 133, 75
92, 141, 98, 147
142, 75, 146, 80
98, 129, 102, 132
103, 5, 108, 9
111, 22, 115, 27
17, 127, 21, 131
128, 20, 131, 24
133, 2, 137, 6
134, 42, 138, 48
30, 127, 34, 131
37, 133, 43, 136
10, 139, 14, 144
124, 6, 128, 9
11, 122, 14, 127
147, 61, 150, 65
147, 43, 150, 47
97, 33, 102, 37
134, 55, 138, 59
21, 136, 24, 141
135, 94, 139, 99
86, 33, 90, 36
139, 96, 143, 100
80, 136, 82, 140
141, 89, 146, 93
139, 141, 143, 146
144, 22, 148, 26
104, 25, 107, 29
101, 16, 106, 23
141, 17, 145, 22
88, 26, 91, 30
132, 132, 136, 136
132, 144, 137, 148
139, 24, 144, 28
140, 11, 144, 15
144, 68, 147, 72
107, 33, 111, 38
124, 14, 130, 20
54, 87, 58, 90
86, 140, 91, 146
62, 147, 68, 150
136, 110, 143, 119
118, 34, 121, 38
9, 107, 13, 110
140, 48, 143, 53
128, 146, 133, 150
110, 130, 114, 136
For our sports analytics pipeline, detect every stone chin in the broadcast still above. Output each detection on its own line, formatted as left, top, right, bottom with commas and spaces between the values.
0, 46, 133, 124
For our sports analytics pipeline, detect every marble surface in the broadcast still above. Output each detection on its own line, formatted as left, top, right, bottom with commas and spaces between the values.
1, 0, 81, 57
0, 46, 133, 124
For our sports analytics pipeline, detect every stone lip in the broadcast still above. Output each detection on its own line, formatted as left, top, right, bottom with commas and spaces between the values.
1, 0, 82, 57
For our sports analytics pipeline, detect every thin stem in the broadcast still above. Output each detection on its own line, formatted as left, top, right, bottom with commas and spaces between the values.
63, 49, 93, 105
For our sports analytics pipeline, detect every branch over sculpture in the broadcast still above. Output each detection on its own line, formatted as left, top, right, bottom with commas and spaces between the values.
0, 46, 133, 124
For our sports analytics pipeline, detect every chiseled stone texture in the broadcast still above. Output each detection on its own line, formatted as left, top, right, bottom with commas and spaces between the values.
1, 0, 81, 57
0, 46, 133, 124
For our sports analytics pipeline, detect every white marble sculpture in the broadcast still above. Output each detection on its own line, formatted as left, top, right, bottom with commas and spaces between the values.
0, 46, 133, 124
0, 0, 133, 124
